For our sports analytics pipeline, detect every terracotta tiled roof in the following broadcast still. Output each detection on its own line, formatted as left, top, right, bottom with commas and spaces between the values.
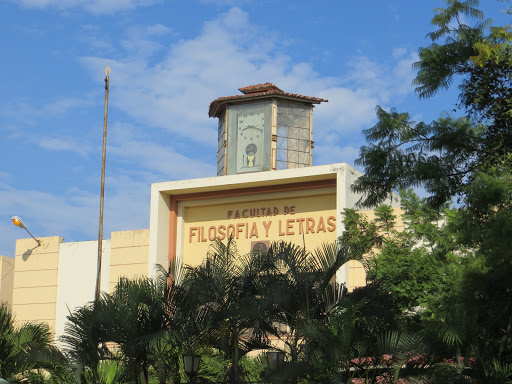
209, 83, 328, 117
238, 83, 283, 94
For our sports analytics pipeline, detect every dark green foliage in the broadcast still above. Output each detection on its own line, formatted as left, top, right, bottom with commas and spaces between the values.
353, 107, 483, 207
341, 192, 455, 312
352, 1, 512, 382
61, 265, 192, 384
0, 303, 69, 383
61, 303, 114, 383
354, 0, 512, 208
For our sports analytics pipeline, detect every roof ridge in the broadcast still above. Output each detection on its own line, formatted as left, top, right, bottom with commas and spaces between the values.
209, 84, 328, 117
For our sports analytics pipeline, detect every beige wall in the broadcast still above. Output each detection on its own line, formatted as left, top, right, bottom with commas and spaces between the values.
12, 237, 62, 330
346, 260, 366, 291
0, 256, 15, 308
359, 208, 405, 231
343, 208, 406, 291
109, 229, 150, 292
5, 230, 149, 334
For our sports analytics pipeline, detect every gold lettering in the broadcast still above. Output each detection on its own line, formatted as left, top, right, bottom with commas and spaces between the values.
296, 217, 305, 234
236, 223, 244, 239
200, 227, 207, 242
250, 222, 259, 238
208, 226, 216, 241
327, 216, 336, 232
189, 227, 198, 243
286, 219, 295, 235
306, 218, 315, 234
218, 225, 226, 240
279, 220, 286, 236
263, 221, 272, 237
317, 217, 326, 233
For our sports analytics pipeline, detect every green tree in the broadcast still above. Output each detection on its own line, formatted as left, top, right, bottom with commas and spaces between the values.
353, 0, 512, 207
62, 265, 192, 384
181, 239, 270, 383
0, 303, 68, 383
351, 0, 512, 381
99, 277, 169, 384
345, 191, 458, 312
60, 303, 114, 384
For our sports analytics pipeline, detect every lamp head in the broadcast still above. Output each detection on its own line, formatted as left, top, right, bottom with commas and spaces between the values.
11, 216, 40, 246
11, 216, 26, 229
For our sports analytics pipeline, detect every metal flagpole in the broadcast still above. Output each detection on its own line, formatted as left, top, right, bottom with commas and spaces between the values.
96, 66, 110, 301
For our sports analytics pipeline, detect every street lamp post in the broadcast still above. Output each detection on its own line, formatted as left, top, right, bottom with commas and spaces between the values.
11, 216, 40, 246
183, 354, 201, 383
267, 350, 286, 371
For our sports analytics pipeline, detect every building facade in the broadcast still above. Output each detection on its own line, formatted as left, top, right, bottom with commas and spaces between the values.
1, 84, 400, 339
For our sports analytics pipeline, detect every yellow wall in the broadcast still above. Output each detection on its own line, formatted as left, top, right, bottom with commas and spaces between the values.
109, 229, 150, 291
6, 230, 150, 331
345, 208, 406, 290
346, 260, 366, 291
0, 256, 15, 308
359, 208, 405, 231
12, 237, 62, 330
182, 192, 337, 266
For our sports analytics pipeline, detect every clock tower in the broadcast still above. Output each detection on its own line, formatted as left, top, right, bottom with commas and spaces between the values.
209, 83, 327, 176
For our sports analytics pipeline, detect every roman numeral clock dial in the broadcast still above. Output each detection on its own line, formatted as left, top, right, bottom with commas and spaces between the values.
236, 111, 265, 173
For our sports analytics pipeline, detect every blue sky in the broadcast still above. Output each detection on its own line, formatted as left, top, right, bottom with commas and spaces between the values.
0, 0, 508, 257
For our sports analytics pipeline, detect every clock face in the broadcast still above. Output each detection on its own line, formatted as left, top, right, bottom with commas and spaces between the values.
236, 111, 265, 173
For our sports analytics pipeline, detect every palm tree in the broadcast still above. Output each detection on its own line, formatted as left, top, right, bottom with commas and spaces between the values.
181, 238, 271, 383
62, 262, 195, 384
249, 240, 367, 383
80, 360, 130, 384
179, 238, 368, 383
0, 303, 68, 383
99, 276, 170, 384
60, 302, 114, 384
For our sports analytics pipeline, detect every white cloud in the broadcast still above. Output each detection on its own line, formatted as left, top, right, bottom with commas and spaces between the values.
0, 96, 92, 121
199, 0, 250, 5
392, 47, 407, 58
80, 7, 417, 151
108, 122, 216, 180
42, 97, 92, 115
314, 144, 361, 168
0, 181, 98, 246
37, 137, 92, 156
12, 0, 160, 14
0, 96, 96, 155
146, 24, 172, 36
1, 7, 419, 256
